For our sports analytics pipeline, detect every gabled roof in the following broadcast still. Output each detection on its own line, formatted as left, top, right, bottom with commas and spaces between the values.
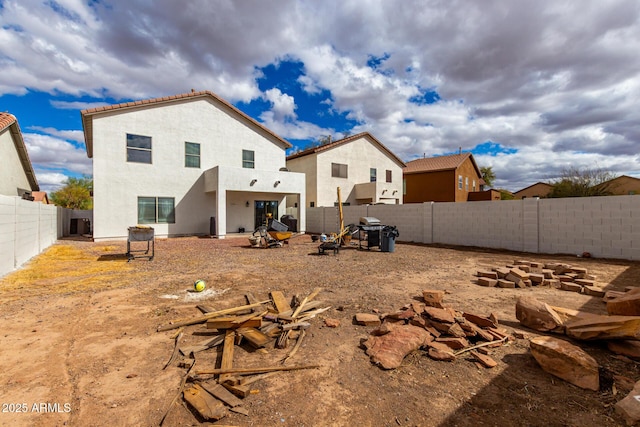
286, 132, 406, 167
404, 152, 481, 178
81, 90, 292, 158
32, 191, 50, 204
513, 182, 553, 195
0, 112, 39, 191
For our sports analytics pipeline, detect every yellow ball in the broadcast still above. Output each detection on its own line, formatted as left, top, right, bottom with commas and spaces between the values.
194, 280, 206, 292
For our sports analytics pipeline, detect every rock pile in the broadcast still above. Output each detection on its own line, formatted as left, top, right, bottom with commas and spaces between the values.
475, 259, 606, 296
356, 289, 511, 370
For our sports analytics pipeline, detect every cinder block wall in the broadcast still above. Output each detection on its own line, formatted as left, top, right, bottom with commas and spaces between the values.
0, 195, 59, 278
305, 195, 640, 260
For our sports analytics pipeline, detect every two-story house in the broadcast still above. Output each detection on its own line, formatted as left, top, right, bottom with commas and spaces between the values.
285, 132, 405, 207
513, 182, 553, 199
0, 112, 39, 198
403, 152, 486, 203
81, 91, 306, 241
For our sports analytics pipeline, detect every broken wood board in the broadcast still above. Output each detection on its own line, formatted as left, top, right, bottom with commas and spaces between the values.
270, 291, 292, 314
219, 330, 236, 384
237, 327, 272, 348
206, 316, 262, 330
157, 300, 271, 332
179, 334, 225, 356
198, 382, 243, 408
196, 364, 320, 376
183, 383, 227, 421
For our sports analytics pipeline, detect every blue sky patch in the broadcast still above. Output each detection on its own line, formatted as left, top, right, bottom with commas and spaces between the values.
471, 141, 518, 156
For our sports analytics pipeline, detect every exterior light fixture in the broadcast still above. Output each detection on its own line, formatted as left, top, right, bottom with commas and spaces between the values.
250, 179, 257, 186
274, 180, 281, 187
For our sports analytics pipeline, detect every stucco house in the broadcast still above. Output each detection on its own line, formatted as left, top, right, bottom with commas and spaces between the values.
403, 152, 485, 203
596, 175, 640, 195
513, 182, 553, 199
81, 91, 306, 241
0, 112, 39, 198
285, 132, 405, 207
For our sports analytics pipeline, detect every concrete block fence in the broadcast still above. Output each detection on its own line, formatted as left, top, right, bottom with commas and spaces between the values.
305, 195, 640, 261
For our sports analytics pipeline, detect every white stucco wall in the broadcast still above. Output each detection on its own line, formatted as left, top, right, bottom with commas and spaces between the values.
287, 135, 404, 207
90, 97, 304, 240
0, 126, 31, 196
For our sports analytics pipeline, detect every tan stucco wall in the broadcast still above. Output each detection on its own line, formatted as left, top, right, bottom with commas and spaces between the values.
514, 183, 553, 199
404, 157, 481, 203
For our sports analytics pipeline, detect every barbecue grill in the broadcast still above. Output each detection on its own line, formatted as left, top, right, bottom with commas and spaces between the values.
126, 226, 154, 261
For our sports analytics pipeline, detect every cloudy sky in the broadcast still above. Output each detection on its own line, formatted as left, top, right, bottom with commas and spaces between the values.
1, 0, 639, 193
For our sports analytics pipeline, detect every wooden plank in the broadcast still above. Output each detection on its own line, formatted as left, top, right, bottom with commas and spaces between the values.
238, 371, 279, 386
277, 301, 324, 321
237, 327, 272, 348
270, 291, 291, 313
196, 304, 216, 314
179, 334, 225, 356
157, 300, 271, 332
219, 330, 236, 384
206, 317, 262, 330
291, 288, 323, 319
198, 382, 243, 407
223, 383, 251, 398
197, 364, 320, 376
182, 383, 227, 421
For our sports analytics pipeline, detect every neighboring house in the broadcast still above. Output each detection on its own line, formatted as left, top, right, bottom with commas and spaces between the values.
81, 91, 306, 241
32, 191, 50, 204
513, 182, 553, 199
286, 132, 405, 207
596, 175, 640, 195
403, 152, 484, 203
0, 112, 39, 197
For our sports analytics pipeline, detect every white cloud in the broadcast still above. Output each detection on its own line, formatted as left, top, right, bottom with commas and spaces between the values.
1, 0, 640, 191
24, 132, 92, 177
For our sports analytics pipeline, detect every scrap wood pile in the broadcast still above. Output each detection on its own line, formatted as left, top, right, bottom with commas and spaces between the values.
356, 289, 513, 370
156, 288, 328, 424
516, 288, 640, 425
475, 259, 607, 296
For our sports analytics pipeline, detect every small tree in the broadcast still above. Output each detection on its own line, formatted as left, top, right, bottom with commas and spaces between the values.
50, 176, 93, 209
548, 166, 616, 198
480, 166, 495, 188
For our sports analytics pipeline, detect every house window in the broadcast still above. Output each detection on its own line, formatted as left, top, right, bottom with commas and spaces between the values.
242, 150, 255, 169
127, 133, 152, 164
138, 197, 175, 223
370, 168, 377, 182
458, 175, 463, 190
331, 163, 348, 178
310, 201, 315, 207
386, 170, 392, 183
472, 180, 476, 191
185, 142, 200, 168
403, 178, 406, 195
465, 177, 469, 191
334, 202, 350, 206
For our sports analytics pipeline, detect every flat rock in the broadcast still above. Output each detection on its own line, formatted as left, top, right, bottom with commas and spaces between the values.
423, 306, 455, 323
362, 324, 432, 369
426, 341, 456, 361
616, 380, 640, 426
565, 313, 640, 341
515, 296, 564, 332
530, 336, 599, 391
560, 282, 582, 292
436, 336, 469, 350
583, 286, 606, 297
470, 350, 497, 368
355, 313, 381, 326
607, 340, 640, 360
607, 288, 640, 316
497, 279, 516, 288
324, 318, 341, 328
477, 270, 498, 279
477, 277, 498, 287
463, 312, 498, 328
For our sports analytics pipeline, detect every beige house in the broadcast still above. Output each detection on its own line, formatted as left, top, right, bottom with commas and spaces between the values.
81, 91, 305, 241
513, 182, 553, 199
0, 112, 39, 197
597, 175, 640, 195
286, 132, 405, 207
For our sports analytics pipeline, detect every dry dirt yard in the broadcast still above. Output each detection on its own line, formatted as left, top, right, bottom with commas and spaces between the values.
0, 235, 638, 427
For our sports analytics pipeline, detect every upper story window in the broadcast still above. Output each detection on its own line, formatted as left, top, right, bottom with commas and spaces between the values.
458, 175, 463, 190
185, 142, 200, 168
386, 170, 392, 183
370, 168, 377, 182
472, 179, 476, 191
332, 162, 348, 178
127, 133, 152, 164
242, 150, 255, 169
465, 177, 469, 191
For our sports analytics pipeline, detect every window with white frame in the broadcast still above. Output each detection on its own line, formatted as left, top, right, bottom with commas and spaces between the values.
370, 168, 377, 182
127, 133, 152, 164
465, 177, 469, 191
242, 150, 255, 168
472, 179, 476, 191
185, 142, 200, 168
138, 197, 175, 223
458, 175, 463, 190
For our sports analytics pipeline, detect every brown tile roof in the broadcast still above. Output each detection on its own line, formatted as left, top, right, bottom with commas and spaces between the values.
286, 132, 406, 167
80, 90, 292, 158
404, 152, 481, 177
0, 112, 39, 191
32, 191, 50, 203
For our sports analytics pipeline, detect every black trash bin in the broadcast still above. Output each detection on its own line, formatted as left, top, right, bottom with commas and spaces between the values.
381, 226, 399, 252
280, 215, 298, 232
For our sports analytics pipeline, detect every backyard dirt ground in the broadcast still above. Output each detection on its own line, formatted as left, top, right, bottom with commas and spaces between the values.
0, 234, 639, 427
